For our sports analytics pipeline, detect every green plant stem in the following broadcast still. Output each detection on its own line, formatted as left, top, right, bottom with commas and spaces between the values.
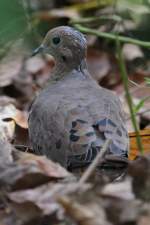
74, 24, 150, 48
117, 39, 144, 154
70, 15, 121, 25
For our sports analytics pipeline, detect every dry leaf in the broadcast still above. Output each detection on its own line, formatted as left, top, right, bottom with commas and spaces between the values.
8, 183, 65, 218
0, 103, 28, 142
128, 155, 150, 201
122, 44, 143, 61
0, 104, 16, 141
101, 178, 134, 200
8, 182, 85, 223
87, 49, 111, 82
26, 56, 47, 74
16, 151, 71, 179
129, 129, 150, 160
0, 152, 71, 190
138, 214, 150, 225
59, 196, 111, 225
0, 139, 13, 164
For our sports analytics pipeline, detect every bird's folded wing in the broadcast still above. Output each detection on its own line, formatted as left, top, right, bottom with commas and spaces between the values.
67, 113, 129, 168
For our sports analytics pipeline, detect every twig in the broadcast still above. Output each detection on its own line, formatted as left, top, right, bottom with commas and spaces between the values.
116, 39, 144, 153
78, 139, 111, 185
74, 24, 150, 49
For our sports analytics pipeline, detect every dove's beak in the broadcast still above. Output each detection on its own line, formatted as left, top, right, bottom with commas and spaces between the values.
31, 45, 44, 57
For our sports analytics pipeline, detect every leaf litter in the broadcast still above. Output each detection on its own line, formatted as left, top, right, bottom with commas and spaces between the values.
0, 2, 150, 224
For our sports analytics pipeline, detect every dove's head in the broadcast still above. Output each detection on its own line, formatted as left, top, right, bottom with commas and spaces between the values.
32, 26, 87, 70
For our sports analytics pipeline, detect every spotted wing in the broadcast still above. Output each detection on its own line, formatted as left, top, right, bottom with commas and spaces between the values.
67, 115, 129, 169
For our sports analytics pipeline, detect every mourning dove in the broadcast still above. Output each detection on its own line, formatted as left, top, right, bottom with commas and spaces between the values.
28, 26, 129, 169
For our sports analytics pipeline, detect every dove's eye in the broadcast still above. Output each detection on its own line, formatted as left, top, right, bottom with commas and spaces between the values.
52, 37, 61, 45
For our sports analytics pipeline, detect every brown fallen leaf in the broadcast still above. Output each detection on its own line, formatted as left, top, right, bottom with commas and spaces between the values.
0, 152, 71, 190
0, 139, 13, 164
8, 183, 65, 220
0, 103, 28, 143
101, 178, 134, 200
16, 151, 71, 179
26, 56, 47, 74
87, 48, 111, 82
129, 129, 150, 160
33, 8, 79, 21
104, 197, 141, 224
138, 213, 150, 225
7, 181, 89, 224
58, 196, 111, 225
128, 155, 150, 201
13, 110, 28, 129
0, 95, 17, 107
0, 104, 16, 141
122, 44, 143, 61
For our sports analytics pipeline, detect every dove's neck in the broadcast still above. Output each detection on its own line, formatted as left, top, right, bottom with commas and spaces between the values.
50, 59, 90, 81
